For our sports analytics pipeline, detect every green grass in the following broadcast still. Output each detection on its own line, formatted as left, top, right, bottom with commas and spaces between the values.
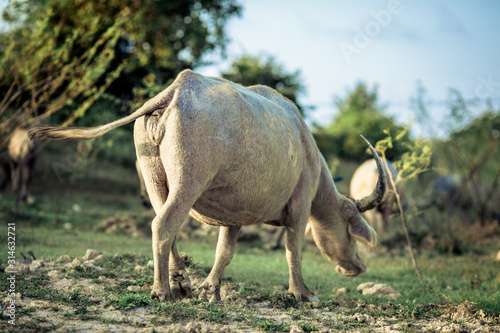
1, 149, 499, 326
180, 240, 500, 316
252, 319, 289, 332
106, 293, 153, 310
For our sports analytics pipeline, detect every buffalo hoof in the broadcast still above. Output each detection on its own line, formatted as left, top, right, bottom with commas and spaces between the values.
150, 287, 173, 302
198, 281, 221, 303
288, 288, 318, 303
170, 270, 193, 298
295, 294, 320, 303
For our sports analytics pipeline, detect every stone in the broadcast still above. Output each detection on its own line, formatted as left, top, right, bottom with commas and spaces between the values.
71, 258, 82, 266
357, 282, 401, 299
127, 285, 142, 292
57, 255, 72, 263
48, 270, 62, 278
352, 313, 374, 324
356, 282, 376, 291
290, 324, 305, 333
30, 259, 45, 271
334, 287, 349, 294
135, 265, 147, 272
84, 249, 101, 260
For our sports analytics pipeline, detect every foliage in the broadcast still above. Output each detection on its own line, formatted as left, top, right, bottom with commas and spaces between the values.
0, 0, 241, 146
220, 54, 306, 115
413, 84, 500, 225
313, 82, 410, 161
375, 125, 433, 278
375, 126, 432, 185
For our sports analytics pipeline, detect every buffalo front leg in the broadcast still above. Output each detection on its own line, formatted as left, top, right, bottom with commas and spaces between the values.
199, 226, 241, 303
285, 210, 319, 302
169, 236, 192, 298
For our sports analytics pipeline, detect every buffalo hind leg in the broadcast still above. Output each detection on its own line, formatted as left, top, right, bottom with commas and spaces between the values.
199, 226, 241, 303
134, 117, 196, 302
150, 190, 199, 302
169, 236, 192, 298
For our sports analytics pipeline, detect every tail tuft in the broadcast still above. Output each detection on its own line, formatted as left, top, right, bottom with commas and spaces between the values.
28, 126, 105, 141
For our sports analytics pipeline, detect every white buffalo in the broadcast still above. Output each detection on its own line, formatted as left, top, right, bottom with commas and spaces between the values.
30, 70, 386, 303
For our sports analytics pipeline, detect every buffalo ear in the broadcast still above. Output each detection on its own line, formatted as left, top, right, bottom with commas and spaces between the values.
348, 215, 378, 248
342, 200, 378, 247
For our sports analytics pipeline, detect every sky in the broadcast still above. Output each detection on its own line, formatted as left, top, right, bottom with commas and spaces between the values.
197, 0, 500, 137
1, 0, 499, 137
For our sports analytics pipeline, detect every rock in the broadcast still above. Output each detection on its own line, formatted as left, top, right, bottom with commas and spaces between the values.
5, 259, 31, 274
71, 258, 82, 266
147, 260, 154, 268
357, 282, 375, 291
165, 324, 188, 333
11, 292, 22, 301
352, 313, 374, 324
30, 259, 45, 271
357, 282, 401, 299
135, 265, 147, 272
57, 255, 72, 263
184, 321, 202, 332
85, 263, 103, 271
127, 285, 142, 292
290, 324, 305, 333
47, 270, 62, 278
334, 287, 349, 294
495, 250, 500, 261
54, 327, 70, 333
84, 249, 101, 260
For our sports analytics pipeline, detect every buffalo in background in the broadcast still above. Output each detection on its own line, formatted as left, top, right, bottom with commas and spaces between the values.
1, 128, 39, 209
423, 175, 462, 213
350, 159, 402, 235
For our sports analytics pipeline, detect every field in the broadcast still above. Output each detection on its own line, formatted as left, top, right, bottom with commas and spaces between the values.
1, 142, 499, 332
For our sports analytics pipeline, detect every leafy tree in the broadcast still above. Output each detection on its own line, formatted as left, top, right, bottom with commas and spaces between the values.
413, 84, 500, 225
220, 54, 306, 115
314, 83, 409, 161
0, 0, 241, 146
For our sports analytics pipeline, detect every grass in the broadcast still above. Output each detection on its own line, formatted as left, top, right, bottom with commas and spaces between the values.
252, 319, 289, 332
0, 147, 499, 332
106, 293, 153, 310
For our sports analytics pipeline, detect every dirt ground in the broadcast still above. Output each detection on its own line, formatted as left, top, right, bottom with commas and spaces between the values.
1, 250, 499, 333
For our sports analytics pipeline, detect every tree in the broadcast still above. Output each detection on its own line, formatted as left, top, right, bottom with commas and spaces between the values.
314, 83, 409, 161
220, 54, 306, 115
413, 84, 500, 225
0, 0, 241, 146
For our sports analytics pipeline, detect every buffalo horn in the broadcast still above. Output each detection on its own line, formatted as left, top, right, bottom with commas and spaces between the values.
355, 135, 387, 213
